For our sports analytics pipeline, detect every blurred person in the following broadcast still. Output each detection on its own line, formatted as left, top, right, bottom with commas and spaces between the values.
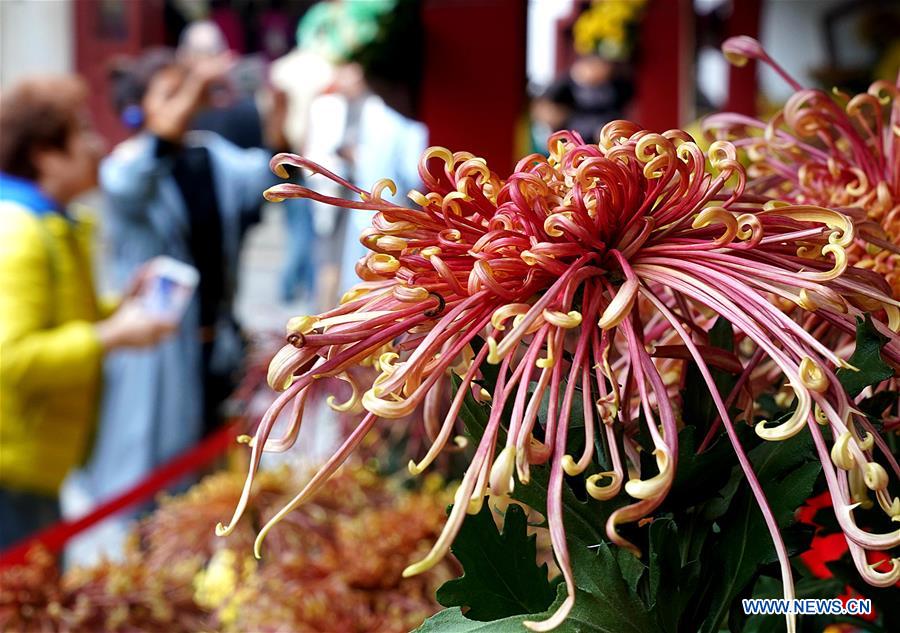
0, 76, 175, 548
270, 2, 337, 157
65, 49, 275, 564
329, 61, 427, 293
269, 12, 338, 307
545, 54, 633, 143
272, 0, 426, 307
177, 20, 282, 239
178, 20, 265, 150
181, 20, 308, 305
209, 0, 245, 55
257, 0, 295, 62
530, 90, 570, 153
277, 176, 318, 304
281, 0, 425, 296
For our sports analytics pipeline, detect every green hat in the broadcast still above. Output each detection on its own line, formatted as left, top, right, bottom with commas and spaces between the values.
296, 0, 398, 63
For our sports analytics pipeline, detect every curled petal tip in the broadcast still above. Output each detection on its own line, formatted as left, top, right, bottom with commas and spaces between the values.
864, 463, 888, 491
561, 454, 581, 477
692, 206, 738, 245
598, 278, 638, 330
214, 522, 229, 537
467, 493, 486, 514
624, 449, 672, 500
885, 305, 900, 332
889, 497, 900, 518
267, 345, 301, 391
586, 471, 621, 500
722, 35, 765, 67
862, 557, 900, 586
543, 309, 582, 329
286, 315, 318, 335
489, 446, 517, 496
756, 384, 810, 440
253, 535, 266, 560
486, 336, 502, 364
831, 431, 856, 470
855, 432, 873, 451
799, 357, 829, 393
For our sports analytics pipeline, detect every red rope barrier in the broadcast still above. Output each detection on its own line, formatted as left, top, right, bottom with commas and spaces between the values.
0, 421, 240, 568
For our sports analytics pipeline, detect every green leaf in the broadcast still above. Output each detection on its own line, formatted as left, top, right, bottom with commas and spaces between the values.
568, 540, 656, 633
436, 503, 556, 621
417, 582, 643, 633
662, 427, 738, 517
418, 542, 658, 633
509, 460, 620, 546
696, 433, 822, 633
646, 517, 702, 632
836, 314, 895, 397
414, 605, 526, 633
615, 546, 645, 595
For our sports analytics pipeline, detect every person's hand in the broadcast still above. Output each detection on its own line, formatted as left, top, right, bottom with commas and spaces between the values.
143, 67, 192, 142
121, 261, 154, 300
188, 52, 235, 89
94, 300, 178, 351
143, 52, 235, 142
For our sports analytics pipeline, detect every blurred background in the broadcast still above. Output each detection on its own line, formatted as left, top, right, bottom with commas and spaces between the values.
0, 0, 898, 598
2, 0, 899, 331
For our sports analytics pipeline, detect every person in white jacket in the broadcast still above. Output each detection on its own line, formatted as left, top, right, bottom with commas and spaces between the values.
326, 62, 428, 294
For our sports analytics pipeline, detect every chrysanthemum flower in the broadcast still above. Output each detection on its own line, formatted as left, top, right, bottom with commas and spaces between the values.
705, 35, 900, 297
218, 122, 900, 631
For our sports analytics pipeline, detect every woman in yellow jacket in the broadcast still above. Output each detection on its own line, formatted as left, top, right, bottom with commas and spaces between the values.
0, 76, 174, 549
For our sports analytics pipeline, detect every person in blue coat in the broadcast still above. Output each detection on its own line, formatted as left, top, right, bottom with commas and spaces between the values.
68, 49, 275, 560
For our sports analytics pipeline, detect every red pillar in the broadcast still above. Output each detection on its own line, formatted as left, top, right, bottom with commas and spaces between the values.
419, 0, 527, 175
633, 0, 693, 131
75, 0, 165, 146
723, 0, 762, 116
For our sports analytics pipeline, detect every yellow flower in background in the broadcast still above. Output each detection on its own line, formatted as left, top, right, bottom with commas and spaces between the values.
193, 549, 239, 608
193, 549, 258, 627
574, 0, 647, 58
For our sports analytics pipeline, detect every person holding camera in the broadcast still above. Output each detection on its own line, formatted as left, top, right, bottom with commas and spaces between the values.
65, 49, 273, 562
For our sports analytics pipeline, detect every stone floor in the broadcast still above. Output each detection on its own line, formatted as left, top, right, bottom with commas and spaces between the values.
233, 203, 311, 334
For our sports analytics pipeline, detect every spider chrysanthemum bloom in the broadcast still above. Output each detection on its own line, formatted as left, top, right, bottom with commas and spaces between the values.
218, 122, 900, 631
705, 35, 900, 297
